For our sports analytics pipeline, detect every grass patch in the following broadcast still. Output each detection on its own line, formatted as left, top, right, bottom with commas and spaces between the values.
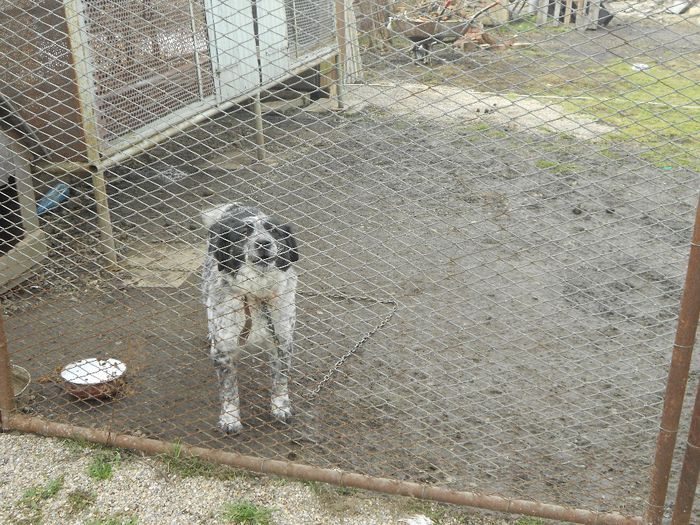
88, 450, 122, 481
515, 518, 546, 525
18, 475, 64, 510
14, 476, 64, 525
541, 59, 700, 170
67, 489, 97, 513
221, 500, 274, 525
535, 159, 558, 169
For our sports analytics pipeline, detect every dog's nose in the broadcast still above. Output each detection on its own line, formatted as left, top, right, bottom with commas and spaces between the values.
255, 238, 273, 259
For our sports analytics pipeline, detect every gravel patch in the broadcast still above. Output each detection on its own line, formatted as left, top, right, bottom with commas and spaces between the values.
0, 432, 513, 525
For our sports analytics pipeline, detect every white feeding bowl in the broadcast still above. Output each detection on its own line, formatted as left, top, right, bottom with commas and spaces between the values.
60, 358, 126, 400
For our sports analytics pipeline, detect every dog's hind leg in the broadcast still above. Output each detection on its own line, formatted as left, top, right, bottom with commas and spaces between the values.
264, 295, 296, 423
209, 297, 247, 434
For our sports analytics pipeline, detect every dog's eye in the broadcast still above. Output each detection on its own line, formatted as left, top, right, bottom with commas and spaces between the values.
263, 221, 274, 232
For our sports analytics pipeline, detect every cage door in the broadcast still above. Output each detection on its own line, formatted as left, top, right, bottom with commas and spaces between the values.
204, 0, 260, 100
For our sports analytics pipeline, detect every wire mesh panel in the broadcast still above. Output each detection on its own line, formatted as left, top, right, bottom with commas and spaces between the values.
2, 0, 700, 523
80, 0, 216, 143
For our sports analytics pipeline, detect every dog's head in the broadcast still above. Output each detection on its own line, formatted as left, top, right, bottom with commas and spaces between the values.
204, 204, 298, 276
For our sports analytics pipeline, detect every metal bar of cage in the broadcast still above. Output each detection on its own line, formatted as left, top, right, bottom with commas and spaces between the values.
670, 376, 700, 525
645, 195, 700, 525
4, 412, 643, 525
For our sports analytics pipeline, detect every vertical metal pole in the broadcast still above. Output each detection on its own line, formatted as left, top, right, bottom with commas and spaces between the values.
253, 93, 265, 161
0, 311, 16, 431
645, 195, 700, 525
670, 378, 700, 525
91, 167, 118, 266
334, 0, 347, 110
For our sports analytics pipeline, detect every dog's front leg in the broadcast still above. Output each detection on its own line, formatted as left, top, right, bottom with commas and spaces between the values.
209, 297, 246, 434
266, 294, 296, 423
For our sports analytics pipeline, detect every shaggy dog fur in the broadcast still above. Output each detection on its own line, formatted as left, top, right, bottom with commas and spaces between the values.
202, 203, 299, 434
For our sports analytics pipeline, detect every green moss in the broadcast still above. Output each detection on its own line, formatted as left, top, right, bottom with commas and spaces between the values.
544, 59, 700, 170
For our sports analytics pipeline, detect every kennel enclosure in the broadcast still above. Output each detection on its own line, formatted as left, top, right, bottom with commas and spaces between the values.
0, 0, 343, 166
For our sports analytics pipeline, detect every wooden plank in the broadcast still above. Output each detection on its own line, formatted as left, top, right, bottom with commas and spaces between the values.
564, 0, 574, 24
536, 0, 549, 25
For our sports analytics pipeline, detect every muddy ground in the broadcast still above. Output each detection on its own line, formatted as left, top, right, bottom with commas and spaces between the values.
4, 12, 700, 522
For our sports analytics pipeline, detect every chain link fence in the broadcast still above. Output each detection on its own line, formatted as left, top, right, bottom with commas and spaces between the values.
1, 0, 699, 522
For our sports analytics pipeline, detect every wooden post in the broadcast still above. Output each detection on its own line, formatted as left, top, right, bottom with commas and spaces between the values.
334, 0, 347, 110
0, 311, 15, 431
91, 167, 118, 266
564, 0, 574, 24
253, 93, 265, 161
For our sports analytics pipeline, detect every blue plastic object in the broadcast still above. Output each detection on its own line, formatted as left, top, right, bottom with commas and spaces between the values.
36, 183, 71, 216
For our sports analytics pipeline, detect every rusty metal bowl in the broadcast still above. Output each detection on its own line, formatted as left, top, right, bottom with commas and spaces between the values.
11, 364, 31, 397
60, 358, 126, 400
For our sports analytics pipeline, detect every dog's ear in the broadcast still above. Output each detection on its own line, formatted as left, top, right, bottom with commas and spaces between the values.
270, 222, 299, 271
210, 221, 245, 275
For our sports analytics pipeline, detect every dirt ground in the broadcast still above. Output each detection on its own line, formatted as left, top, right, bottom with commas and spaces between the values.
4, 10, 700, 523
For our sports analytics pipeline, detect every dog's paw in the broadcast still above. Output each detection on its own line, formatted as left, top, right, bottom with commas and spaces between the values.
219, 413, 243, 434
271, 395, 292, 423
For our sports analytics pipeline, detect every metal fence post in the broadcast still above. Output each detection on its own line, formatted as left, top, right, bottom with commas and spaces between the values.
334, 0, 347, 110
645, 195, 700, 525
0, 310, 15, 431
670, 377, 700, 525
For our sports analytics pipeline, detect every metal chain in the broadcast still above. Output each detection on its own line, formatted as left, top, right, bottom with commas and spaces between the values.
299, 291, 398, 399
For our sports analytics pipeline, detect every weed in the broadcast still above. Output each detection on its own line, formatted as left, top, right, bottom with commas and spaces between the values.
14, 476, 65, 525
62, 437, 99, 454
88, 450, 122, 481
515, 517, 546, 525
18, 475, 64, 509
159, 443, 249, 481
305, 480, 358, 498
67, 489, 97, 513
221, 500, 274, 525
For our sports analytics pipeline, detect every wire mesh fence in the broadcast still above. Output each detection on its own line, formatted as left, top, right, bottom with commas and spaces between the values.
1, 0, 699, 522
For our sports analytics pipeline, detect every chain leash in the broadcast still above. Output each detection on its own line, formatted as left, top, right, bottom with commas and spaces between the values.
298, 291, 398, 399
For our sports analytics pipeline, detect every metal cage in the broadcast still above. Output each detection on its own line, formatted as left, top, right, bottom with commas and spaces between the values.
0, 0, 339, 165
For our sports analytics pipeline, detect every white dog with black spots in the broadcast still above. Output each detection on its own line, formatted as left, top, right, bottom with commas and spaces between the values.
202, 203, 299, 434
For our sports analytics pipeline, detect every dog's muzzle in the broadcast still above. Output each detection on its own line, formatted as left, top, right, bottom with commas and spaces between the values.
253, 237, 275, 264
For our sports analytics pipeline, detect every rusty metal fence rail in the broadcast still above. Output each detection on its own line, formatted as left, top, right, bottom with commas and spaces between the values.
1, 0, 700, 523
